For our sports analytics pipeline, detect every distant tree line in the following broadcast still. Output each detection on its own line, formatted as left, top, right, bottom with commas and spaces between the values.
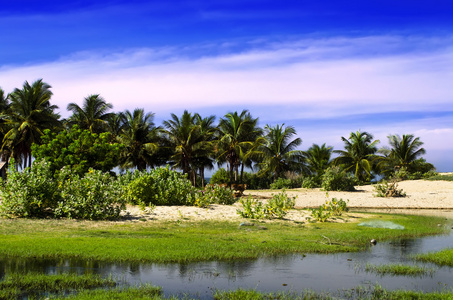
0, 79, 435, 187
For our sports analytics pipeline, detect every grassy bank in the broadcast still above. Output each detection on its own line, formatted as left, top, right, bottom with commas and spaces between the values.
0, 213, 448, 263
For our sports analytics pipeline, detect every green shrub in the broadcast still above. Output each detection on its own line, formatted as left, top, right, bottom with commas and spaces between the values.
0, 160, 126, 220
237, 196, 266, 219
237, 191, 296, 219
321, 166, 356, 191
301, 176, 321, 188
374, 180, 406, 197
210, 168, 230, 185
270, 177, 301, 189
126, 166, 195, 206
266, 191, 296, 219
310, 205, 331, 223
192, 184, 236, 208
309, 194, 349, 222
327, 197, 349, 216
0, 160, 58, 218
55, 168, 125, 220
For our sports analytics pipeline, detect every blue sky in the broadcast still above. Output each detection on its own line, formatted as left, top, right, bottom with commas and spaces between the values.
1, 0, 453, 171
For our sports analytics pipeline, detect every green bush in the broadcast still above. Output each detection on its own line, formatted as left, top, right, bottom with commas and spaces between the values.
0, 160, 126, 220
55, 168, 125, 220
266, 191, 296, 219
374, 180, 406, 197
210, 168, 230, 185
309, 195, 349, 222
242, 172, 273, 189
270, 177, 301, 189
0, 160, 58, 218
321, 166, 356, 191
237, 196, 266, 219
126, 166, 195, 206
301, 176, 321, 188
192, 184, 236, 208
237, 191, 296, 219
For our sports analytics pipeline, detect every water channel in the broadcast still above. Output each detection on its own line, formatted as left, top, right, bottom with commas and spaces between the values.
1, 211, 453, 298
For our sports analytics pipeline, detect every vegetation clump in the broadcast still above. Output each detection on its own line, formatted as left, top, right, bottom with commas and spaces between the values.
237, 191, 296, 219
364, 263, 435, 277
0, 273, 116, 300
0, 160, 125, 220
309, 195, 349, 222
374, 179, 406, 198
415, 248, 453, 267
321, 166, 356, 191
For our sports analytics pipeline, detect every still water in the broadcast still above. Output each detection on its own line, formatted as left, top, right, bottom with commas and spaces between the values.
1, 230, 453, 298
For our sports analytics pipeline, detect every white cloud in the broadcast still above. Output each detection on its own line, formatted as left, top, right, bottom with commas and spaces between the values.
1, 35, 451, 119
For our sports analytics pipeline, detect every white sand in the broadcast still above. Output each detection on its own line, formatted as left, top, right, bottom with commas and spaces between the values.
123, 179, 453, 223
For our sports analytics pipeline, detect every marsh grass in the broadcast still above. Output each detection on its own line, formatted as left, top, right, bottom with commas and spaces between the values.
214, 285, 453, 300
0, 214, 448, 263
363, 263, 435, 277
414, 248, 453, 267
51, 284, 165, 300
0, 273, 116, 300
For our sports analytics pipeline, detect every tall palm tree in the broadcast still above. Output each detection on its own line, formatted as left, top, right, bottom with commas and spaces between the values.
2, 79, 61, 168
333, 131, 379, 182
163, 110, 204, 185
0, 88, 11, 162
194, 114, 217, 187
379, 134, 426, 174
118, 108, 160, 171
303, 143, 333, 179
106, 112, 126, 142
258, 124, 305, 180
67, 94, 113, 133
216, 110, 262, 183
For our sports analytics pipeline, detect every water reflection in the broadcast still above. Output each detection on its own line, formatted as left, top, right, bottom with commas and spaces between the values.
1, 232, 452, 298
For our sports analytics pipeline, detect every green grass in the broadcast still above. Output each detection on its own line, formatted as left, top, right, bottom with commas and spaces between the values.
364, 263, 435, 277
51, 284, 165, 300
214, 285, 453, 300
414, 248, 453, 267
426, 174, 453, 181
0, 273, 116, 300
0, 213, 448, 263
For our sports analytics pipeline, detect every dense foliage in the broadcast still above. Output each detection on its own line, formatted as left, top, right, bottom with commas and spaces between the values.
321, 166, 357, 191
0, 160, 125, 220
126, 166, 197, 206
31, 126, 123, 175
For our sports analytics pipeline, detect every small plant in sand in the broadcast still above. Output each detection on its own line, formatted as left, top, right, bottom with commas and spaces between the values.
374, 179, 406, 197
309, 193, 349, 222
237, 191, 296, 219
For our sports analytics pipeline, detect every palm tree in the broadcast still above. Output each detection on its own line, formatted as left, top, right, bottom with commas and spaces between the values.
379, 134, 427, 174
2, 79, 61, 168
163, 110, 204, 185
257, 124, 305, 180
216, 110, 262, 184
67, 94, 113, 133
194, 114, 217, 187
118, 108, 160, 171
303, 143, 333, 179
0, 88, 11, 162
333, 131, 379, 182
106, 112, 126, 142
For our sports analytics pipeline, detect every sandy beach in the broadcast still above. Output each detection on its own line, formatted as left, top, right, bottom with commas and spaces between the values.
123, 179, 453, 223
